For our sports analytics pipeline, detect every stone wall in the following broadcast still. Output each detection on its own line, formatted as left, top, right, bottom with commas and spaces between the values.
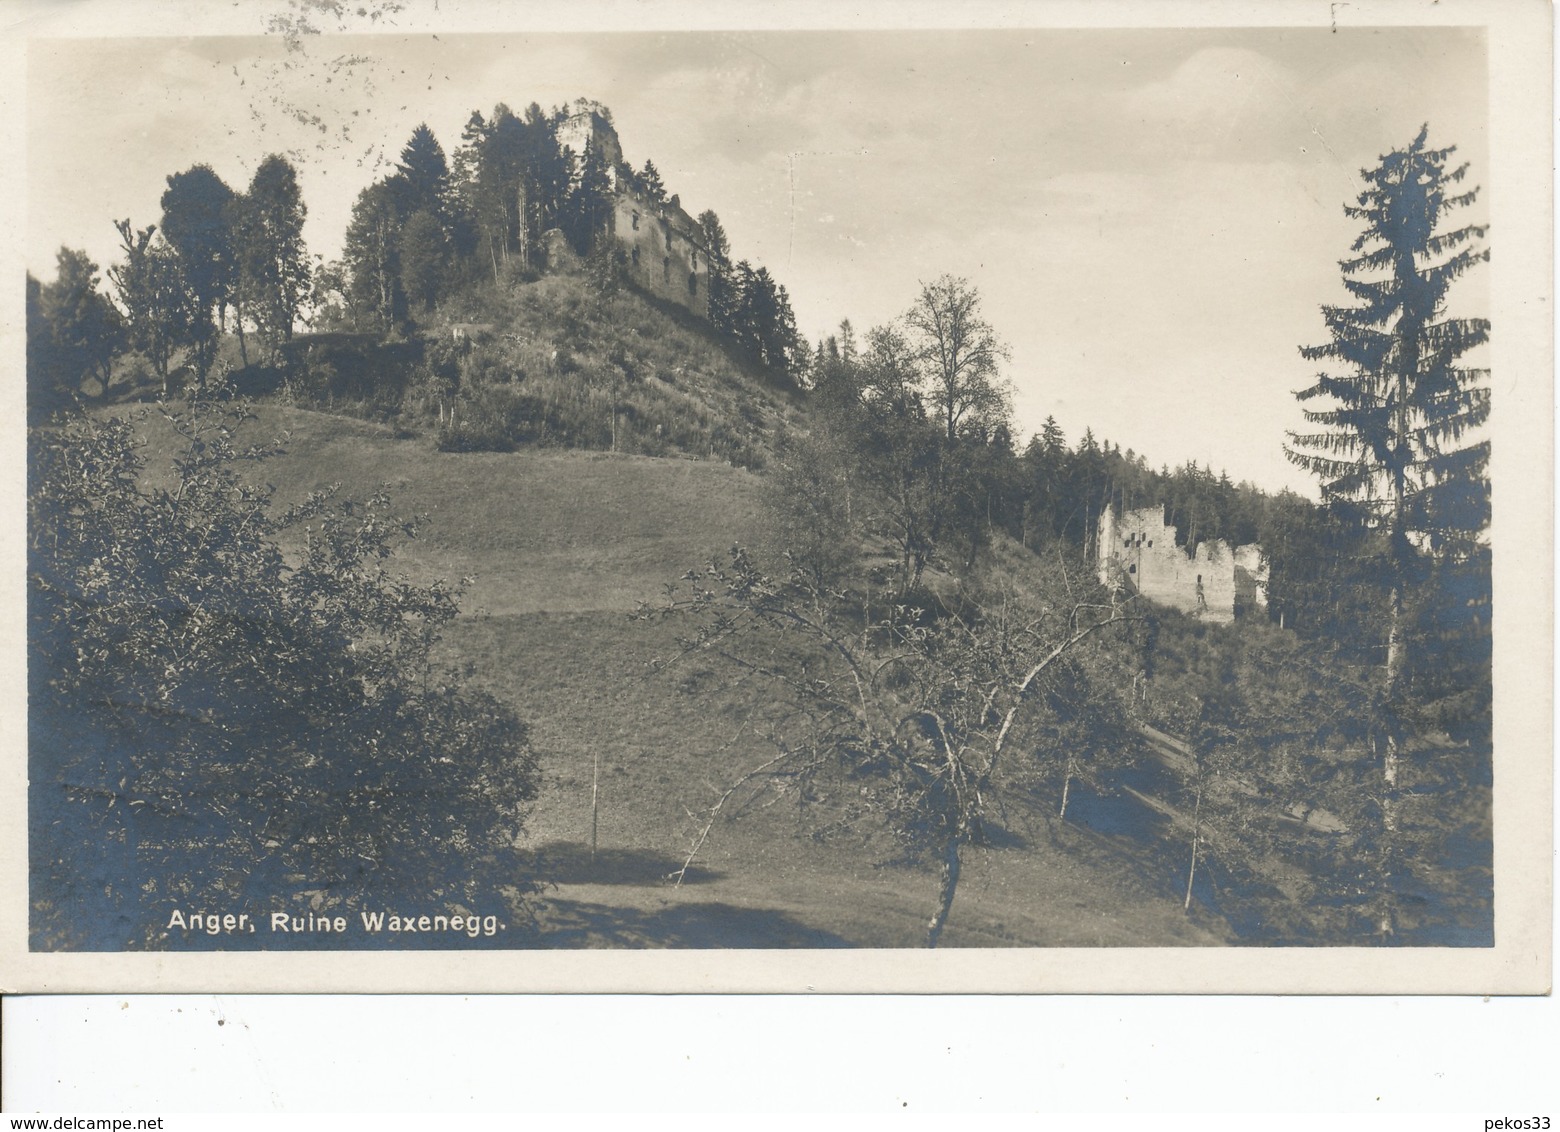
555, 108, 711, 319
556, 104, 623, 173
1097, 505, 1266, 623
1232, 544, 1269, 618
610, 190, 710, 319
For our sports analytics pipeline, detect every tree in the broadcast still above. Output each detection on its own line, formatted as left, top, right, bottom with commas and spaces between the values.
160, 165, 236, 383
451, 109, 502, 279
904, 275, 1013, 443
28, 383, 541, 949
697, 209, 735, 334
726, 262, 803, 382
638, 158, 666, 204
233, 155, 311, 353
1285, 126, 1489, 790
109, 221, 189, 392
563, 137, 614, 256
342, 181, 403, 331
32, 248, 122, 411
398, 209, 448, 314
391, 123, 450, 223
643, 548, 1139, 947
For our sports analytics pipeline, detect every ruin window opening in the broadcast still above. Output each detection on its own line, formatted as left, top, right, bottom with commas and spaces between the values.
688, 272, 698, 297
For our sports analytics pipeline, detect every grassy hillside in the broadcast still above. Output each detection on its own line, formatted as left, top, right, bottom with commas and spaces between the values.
235, 405, 773, 617
288, 270, 807, 471
113, 400, 1231, 947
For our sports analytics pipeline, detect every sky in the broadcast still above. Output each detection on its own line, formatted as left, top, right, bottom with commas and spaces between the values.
24, 17, 1490, 495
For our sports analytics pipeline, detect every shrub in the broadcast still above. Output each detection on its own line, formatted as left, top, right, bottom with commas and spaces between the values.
28, 384, 540, 949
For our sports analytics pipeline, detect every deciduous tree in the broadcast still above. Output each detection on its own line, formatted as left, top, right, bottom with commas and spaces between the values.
643, 548, 1139, 947
31, 249, 122, 411
233, 155, 311, 353
160, 164, 236, 383
905, 274, 1013, 444
109, 221, 189, 392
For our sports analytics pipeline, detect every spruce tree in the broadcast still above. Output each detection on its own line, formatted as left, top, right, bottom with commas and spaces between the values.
392, 123, 450, 222
1285, 126, 1489, 789
1286, 127, 1490, 943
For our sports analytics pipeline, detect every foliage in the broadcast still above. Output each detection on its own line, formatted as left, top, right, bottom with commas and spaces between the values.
1287, 125, 1490, 557
398, 209, 449, 313
905, 274, 1014, 443
108, 221, 189, 390
723, 261, 804, 382
343, 181, 406, 330
160, 164, 237, 382
641, 546, 1141, 946
563, 137, 615, 256
28, 383, 540, 949
29, 250, 123, 415
390, 123, 451, 223
1135, 610, 1488, 944
1286, 125, 1491, 810
800, 290, 1016, 595
232, 154, 312, 353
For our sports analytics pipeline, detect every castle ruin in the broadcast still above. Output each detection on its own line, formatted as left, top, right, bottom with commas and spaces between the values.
557, 101, 712, 320
1097, 505, 1268, 623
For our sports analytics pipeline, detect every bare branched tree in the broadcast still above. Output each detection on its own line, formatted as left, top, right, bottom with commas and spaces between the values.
904, 274, 1014, 444
640, 548, 1140, 947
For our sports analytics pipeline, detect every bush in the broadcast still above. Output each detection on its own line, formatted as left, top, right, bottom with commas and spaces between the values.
28, 384, 541, 949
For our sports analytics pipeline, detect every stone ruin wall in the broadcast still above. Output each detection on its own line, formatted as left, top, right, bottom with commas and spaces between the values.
556, 104, 623, 174
610, 192, 710, 320
1098, 505, 1266, 623
553, 105, 711, 320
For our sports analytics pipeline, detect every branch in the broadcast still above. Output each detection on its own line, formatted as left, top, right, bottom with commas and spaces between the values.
669, 747, 790, 888
988, 611, 1144, 775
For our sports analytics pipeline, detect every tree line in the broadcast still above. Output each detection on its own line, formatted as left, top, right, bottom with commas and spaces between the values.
29, 155, 309, 417
28, 96, 808, 425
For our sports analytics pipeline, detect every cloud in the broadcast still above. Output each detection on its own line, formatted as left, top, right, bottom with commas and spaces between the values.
1114, 46, 1304, 159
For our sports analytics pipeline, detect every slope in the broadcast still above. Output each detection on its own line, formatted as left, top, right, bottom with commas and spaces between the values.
123, 400, 1229, 948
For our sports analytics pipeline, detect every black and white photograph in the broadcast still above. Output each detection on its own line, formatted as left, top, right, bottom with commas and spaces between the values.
3, 0, 1550, 994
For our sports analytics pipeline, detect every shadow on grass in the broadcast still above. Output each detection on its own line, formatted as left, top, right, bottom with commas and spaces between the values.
524, 840, 724, 886
533, 897, 854, 948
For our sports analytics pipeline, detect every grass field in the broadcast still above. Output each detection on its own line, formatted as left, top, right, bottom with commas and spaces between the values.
115, 401, 1234, 947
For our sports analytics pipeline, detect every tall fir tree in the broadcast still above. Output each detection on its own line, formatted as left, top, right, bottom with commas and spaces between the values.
391, 123, 450, 223
1285, 126, 1489, 790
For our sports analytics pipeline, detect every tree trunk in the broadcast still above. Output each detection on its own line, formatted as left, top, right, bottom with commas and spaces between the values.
925, 831, 962, 948
1058, 758, 1073, 820
1184, 779, 1203, 911
517, 181, 530, 272
1383, 583, 1403, 792
235, 301, 249, 367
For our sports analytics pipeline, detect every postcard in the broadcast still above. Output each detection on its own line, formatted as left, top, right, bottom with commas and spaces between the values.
2, 0, 1550, 994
